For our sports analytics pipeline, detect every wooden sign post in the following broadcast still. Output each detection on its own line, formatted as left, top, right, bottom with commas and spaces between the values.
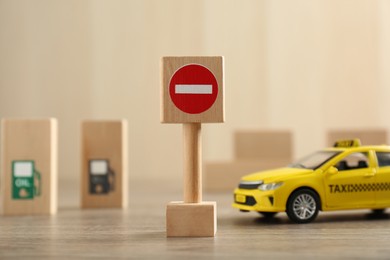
0, 118, 58, 215
81, 120, 128, 209
161, 56, 224, 237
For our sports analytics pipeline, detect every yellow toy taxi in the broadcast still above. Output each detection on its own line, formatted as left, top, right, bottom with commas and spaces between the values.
232, 139, 390, 223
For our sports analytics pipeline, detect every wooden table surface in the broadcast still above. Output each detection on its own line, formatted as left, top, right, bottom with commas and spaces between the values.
1, 180, 390, 259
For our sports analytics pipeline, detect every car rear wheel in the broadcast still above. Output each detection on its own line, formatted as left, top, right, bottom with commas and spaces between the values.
258, 212, 277, 218
286, 189, 320, 224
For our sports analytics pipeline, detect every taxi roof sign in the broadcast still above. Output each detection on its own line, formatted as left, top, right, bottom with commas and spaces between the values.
333, 139, 361, 148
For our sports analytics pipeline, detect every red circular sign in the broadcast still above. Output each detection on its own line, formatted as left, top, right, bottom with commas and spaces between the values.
169, 64, 218, 114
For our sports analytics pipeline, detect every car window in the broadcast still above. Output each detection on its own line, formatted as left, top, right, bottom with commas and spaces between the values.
289, 151, 341, 170
335, 152, 369, 171
376, 152, 390, 167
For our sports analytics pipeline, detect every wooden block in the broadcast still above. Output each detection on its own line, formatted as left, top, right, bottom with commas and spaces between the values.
166, 201, 216, 237
234, 130, 293, 160
327, 129, 388, 146
81, 120, 128, 209
0, 118, 58, 215
161, 56, 224, 123
204, 159, 291, 192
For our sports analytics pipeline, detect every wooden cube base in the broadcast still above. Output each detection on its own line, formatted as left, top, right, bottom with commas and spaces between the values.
166, 201, 217, 237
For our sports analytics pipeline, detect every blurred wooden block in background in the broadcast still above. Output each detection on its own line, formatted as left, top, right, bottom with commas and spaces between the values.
81, 120, 128, 209
1, 118, 58, 215
204, 159, 290, 192
166, 201, 216, 237
234, 130, 293, 160
205, 130, 293, 192
327, 129, 388, 146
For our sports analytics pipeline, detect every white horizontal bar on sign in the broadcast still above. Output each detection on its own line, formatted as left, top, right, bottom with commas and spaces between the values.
175, 84, 213, 94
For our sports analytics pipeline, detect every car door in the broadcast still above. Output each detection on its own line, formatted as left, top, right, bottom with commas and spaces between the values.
374, 151, 390, 207
324, 151, 376, 209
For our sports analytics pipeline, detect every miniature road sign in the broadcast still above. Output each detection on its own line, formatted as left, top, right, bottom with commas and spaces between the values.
161, 56, 224, 237
161, 56, 224, 123
81, 120, 128, 209
1, 118, 58, 215
169, 64, 218, 114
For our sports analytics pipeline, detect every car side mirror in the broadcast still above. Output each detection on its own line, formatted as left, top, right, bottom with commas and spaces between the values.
327, 166, 338, 175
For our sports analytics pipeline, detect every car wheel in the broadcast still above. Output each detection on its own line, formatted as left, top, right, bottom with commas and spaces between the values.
286, 189, 320, 224
258, 212, 277, 218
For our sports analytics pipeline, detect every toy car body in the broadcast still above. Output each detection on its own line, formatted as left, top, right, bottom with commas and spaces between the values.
232, 139, 390, 223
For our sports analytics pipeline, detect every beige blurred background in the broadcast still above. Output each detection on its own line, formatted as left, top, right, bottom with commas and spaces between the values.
1, 0, 390, 192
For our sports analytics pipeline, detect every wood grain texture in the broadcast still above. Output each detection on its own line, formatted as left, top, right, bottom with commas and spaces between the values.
161, 56, 224, 123
234, 130, 293, 160
0, 180, 390, 258
166, 201, 216, 237
183, 123, 202, 203
81, 120, 128, 209
0, 118, 58, 215
327, 129, 388, 146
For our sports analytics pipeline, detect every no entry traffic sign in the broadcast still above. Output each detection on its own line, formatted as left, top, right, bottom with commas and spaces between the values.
161, 56, 224, 237
169, 64, 218, 114
161, 56, 224, 123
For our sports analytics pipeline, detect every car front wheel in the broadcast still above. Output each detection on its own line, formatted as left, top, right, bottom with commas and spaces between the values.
286, 189, 320, 224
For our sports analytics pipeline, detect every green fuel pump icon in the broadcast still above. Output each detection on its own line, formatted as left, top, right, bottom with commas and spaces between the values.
12, 160, 41, 200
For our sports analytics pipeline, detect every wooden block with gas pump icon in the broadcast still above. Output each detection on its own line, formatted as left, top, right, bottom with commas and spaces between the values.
0, 118, 58, 215
81, 120, 128, 209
